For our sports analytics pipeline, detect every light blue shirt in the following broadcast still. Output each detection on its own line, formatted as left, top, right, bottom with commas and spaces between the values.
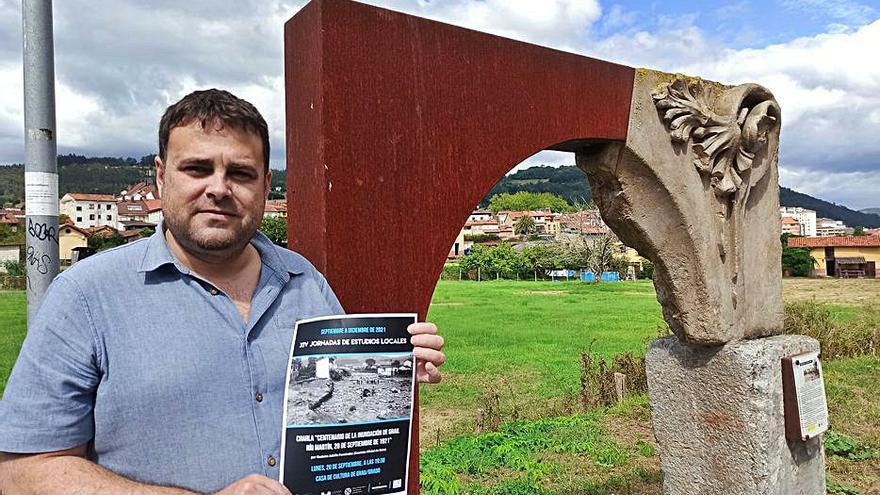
0, 227, 344, 492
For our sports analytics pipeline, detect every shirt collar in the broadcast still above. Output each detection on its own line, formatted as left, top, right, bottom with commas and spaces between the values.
138, 221, 305, 280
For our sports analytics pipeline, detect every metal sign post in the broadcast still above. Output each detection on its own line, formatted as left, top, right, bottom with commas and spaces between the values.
22, 0, 60, 323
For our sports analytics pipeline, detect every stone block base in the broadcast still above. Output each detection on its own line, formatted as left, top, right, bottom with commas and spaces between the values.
646, 335, 825, 495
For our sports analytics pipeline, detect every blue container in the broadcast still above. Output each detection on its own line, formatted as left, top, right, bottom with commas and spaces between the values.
600, 271, 620, 282
581, 271, 596, 282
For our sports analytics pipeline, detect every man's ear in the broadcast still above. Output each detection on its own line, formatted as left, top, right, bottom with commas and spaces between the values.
264, 169, 272, 201
155, 155, 166, 197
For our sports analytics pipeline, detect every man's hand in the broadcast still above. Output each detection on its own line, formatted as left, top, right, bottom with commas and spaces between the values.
408, 322, 445, 384
213, 474, 291, 495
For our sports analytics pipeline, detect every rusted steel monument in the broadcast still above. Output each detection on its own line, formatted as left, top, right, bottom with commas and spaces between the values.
284, 1, 826, 493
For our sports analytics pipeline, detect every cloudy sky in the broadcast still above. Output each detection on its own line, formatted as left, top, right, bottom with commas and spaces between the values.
1, 0, 878, 208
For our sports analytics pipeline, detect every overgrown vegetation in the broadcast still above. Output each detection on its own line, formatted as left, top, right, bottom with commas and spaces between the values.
421, 412, 659, 495
783, 300, 880, 359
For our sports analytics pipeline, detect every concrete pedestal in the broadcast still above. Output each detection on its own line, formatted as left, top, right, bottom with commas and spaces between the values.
646, 335, 826, 495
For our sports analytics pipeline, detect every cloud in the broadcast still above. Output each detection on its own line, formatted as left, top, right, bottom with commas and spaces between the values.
372, 0, 602, 51
781, 166, 880, 210
0, 1, 877, 208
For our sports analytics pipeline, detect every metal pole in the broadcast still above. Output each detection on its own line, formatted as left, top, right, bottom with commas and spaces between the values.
22, 0, 59, 324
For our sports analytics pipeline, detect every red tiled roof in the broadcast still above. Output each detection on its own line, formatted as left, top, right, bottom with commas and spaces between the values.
781, 217, 799, 225
265, 201, 287, 212
67, 193, 116, 201
123, 182, 159, 199
788, 236, 880, 248
85, 225, 119, 238
143, 199, 163, 212
59, 223, 89, 237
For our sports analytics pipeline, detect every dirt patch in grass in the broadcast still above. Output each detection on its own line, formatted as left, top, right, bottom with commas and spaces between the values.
519, 290, 569, 295
783, 278, 880, 306
419, 406, 472, 451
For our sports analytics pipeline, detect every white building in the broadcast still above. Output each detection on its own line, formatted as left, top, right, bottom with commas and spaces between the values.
779, 206, 817, 237
468, 209, 493, 223
60, 193, 118, 230
816, 218, 847, 237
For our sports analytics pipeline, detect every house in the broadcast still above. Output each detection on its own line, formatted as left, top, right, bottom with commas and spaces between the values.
780, 207, 816, 237
502, 210, 560, 236
467, 209, 493, 223
780, 216, 802, 236
788, 235, 880, 278
59, 224, 90, 261
558, 210, 610, 237
117, 199, 162, 226
60, 193, 118, 230
120, 182, 159, 201
815, 218, 847, 237
0, 209, 25, 231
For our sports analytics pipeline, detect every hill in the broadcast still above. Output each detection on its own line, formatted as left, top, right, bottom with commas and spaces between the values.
861, 208, 880, 216
480, 165, 880, 228
479, 165, 592, 207
0, 154, 287, 207
779, 187, 880, 228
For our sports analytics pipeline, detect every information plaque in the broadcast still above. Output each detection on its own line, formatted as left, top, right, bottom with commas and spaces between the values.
782, 351, 829, 442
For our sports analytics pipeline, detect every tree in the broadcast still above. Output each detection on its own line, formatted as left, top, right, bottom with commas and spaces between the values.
88, 233, 126, 252
521, 243, 564, 273
853, 226, 866, 236
513, 215, 536, 236
780, 234, 815, 276
260, 216, 287, 246
58, 214, 72, 225
488, 191, 572, 213
584, 235, 617, 282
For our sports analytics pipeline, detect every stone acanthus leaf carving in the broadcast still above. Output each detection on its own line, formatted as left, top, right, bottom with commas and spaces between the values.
652, 79, 779, 201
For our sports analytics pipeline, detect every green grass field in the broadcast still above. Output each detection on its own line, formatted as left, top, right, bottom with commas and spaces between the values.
0, 291, 26, 394
1, 280, 878, 494
421, 280, 663, 409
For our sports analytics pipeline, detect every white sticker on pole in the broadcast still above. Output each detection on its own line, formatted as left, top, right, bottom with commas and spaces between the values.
25, 172, 59, 216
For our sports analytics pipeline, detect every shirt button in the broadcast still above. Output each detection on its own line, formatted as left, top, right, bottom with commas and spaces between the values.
267, 455, 277, 467
209, 287, 219, 295
255, 392, 263, 402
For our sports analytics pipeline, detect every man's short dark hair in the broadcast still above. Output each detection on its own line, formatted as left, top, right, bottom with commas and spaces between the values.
159, 89, 270, 172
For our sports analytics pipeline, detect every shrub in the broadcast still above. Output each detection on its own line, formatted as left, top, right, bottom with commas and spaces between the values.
2, 260, 25, 277
784, 301, 880, 359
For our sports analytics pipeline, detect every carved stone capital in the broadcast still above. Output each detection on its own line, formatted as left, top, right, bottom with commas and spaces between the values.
577, 69, 783, 345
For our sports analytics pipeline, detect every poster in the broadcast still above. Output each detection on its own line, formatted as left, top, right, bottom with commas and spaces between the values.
791, 351, 829, 440
280, 314, 417, 495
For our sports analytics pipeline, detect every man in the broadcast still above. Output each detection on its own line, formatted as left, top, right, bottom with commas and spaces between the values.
0, 89, 445, 494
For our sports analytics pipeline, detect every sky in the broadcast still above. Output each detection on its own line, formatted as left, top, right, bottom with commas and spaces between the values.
0, 0, 878, 209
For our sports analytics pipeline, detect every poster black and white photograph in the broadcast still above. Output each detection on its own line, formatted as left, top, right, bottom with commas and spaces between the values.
286, 353, 414, 427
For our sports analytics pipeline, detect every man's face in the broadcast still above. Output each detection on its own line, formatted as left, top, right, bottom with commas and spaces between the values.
156, 121, 271, 257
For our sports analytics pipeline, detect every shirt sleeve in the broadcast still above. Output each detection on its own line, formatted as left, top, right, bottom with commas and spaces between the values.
318, 272, 345, 315
0, 275, 101, 453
